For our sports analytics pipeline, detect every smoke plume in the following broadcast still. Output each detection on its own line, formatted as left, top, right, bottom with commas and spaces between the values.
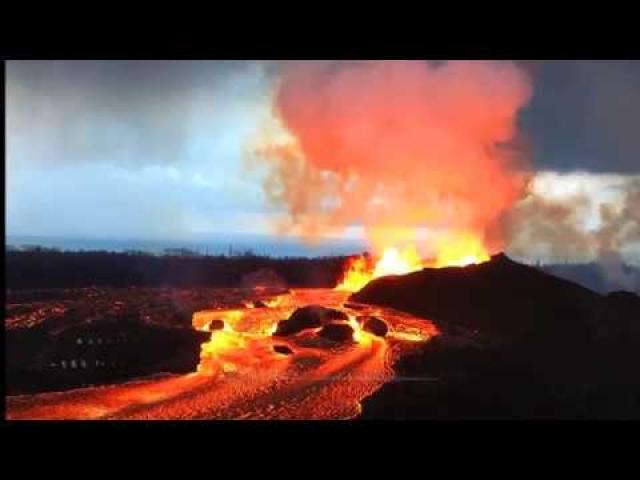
254, 60, 533, 257
507, 175, 640, 291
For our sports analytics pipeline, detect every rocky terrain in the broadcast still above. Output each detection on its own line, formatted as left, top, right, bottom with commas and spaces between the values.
5, 287, 287, 395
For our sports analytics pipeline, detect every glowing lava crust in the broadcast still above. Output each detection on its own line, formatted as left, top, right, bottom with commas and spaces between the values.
6, 289, 437, 420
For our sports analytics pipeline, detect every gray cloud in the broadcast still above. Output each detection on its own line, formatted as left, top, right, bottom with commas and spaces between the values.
6, 60, 262, 169
521, 60, 640, 174
9, 60, 640, 176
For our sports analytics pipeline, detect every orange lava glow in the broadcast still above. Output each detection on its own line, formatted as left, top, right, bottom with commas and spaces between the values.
193, 309, 245, 332
336, 247, 422, 292
336, 232, 489, 292
193, 291, 381, 376
263, 296, 285, 308
6, 289, 442, 420
348, 316, 372, 345
193, 306, 285, 375
335, 256, 374, 292
431, 231, 490, 268
373, 246, 423, 278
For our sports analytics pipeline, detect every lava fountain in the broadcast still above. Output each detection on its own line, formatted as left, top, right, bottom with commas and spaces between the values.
336, 232, 490, 292
336, 246, 423, 292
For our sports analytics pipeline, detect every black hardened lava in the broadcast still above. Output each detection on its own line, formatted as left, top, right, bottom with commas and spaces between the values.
354, 253, 640, 419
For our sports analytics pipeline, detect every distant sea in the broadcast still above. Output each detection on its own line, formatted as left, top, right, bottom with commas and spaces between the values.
5, 234, 368, 258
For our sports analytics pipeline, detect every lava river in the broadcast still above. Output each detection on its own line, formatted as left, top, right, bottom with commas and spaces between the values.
5, 289, 437, 420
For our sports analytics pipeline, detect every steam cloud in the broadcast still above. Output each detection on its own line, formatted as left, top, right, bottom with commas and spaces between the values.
254, 60, 533, 257
507, 175, 640, 291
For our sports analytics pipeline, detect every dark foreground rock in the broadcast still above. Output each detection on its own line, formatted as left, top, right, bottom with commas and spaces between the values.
318, 323, 354, 343
273, 305, 348, 337
360, 316, 388, 337
5, 316, 210, 396
354, 253, 640, 419
273, 345, 294, 355
325, 309, 349, 321
208, 319, 225, 331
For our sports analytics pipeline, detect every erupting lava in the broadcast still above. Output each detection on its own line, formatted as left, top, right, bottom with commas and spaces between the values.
336, 232, 490, 292
336, 246, 422, 292
253, 61, 532, 294
432, 231, 490, 268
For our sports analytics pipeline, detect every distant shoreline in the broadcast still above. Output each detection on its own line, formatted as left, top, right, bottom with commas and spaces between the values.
5, 234, 367, 259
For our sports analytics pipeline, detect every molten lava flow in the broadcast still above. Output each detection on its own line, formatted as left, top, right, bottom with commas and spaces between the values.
197, 330, 248, 375
192, 307, 276, 376
195, 315, 286, 376
348, 316, 371, 345
7, 288, 444, 420
336, 233, 490, 292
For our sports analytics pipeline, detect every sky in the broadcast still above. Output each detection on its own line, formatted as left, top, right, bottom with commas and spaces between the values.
6, 61, 275, 241
5, 60, 640, 261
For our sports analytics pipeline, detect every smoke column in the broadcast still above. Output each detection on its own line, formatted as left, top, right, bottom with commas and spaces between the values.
253, 60, 533, 259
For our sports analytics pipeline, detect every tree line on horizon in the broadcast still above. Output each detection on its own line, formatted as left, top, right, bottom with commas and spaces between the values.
5, 248, 350, 290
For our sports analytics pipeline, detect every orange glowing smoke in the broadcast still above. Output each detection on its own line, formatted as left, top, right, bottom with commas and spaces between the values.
431, 231, 490, 268
254, 60, 532, 277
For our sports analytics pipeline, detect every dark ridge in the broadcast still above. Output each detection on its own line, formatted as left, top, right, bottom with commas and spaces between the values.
354, 253, 640, 419
353, 252, 600, 341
